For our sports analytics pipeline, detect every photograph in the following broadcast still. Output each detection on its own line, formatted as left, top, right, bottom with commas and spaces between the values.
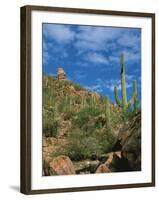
20, 6, 155, 194
42, 23, 141, 176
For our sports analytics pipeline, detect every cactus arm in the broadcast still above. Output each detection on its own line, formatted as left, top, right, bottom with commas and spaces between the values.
120, 54, 127, 108
114, 86, 122, 107
127, 95, 134, 108
128, 97, 133, 105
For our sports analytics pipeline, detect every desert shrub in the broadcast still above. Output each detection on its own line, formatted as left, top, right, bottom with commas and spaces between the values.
74, 106, 101, 128
59, 127, 115, 161
110, 106, 136, 128
57, 96, 75, 121
82, 120, 97, 133
109, 109, 123, 127
74, 96, 82, 104
43, 119, 59, 137
63, 128, 103, 161
63, 110, 75, 120
73, 83, 83, 91
97, 128, 115, 153
43, 104, 59, 137
58, 97, 67, 113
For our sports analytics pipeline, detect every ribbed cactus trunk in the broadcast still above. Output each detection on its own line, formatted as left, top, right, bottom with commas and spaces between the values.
105, 97, 110, 128
133, 80, 138, 112
54, 102, 58, 119
69, 96, 72, 111
81, 97, 86, 109
120, 54, 127, 108
114, 54, 138, 110
114, 53, 139, 112
65, 94, 68, 104
90, 96, 94, 108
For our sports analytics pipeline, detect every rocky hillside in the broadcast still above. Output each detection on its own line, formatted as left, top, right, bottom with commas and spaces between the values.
42, 73, 141, 175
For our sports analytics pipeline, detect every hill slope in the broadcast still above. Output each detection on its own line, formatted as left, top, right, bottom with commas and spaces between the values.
42, 75, 141, 175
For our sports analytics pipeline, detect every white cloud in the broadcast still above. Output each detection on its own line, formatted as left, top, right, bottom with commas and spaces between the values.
43, 24, 75, 43
74, 71, 87, 80
74, 26, 123, 52
85, 78, 106, 93
108, 49, 140, 67
106, 78, 133, 92
85, 84, 103, 93
76, 61, 89, 67
125, 74, 134, 82
106, 79, 121, 91
109, 55, 120, 63
123, 51, 140, 62
43, 41, 50, 64
43, 24, 141, 70
85, 52, 109, 65
77, 26, 123, 43
43, 51, 49, 65
74, 40, 104, 52
117, 32, 140, 50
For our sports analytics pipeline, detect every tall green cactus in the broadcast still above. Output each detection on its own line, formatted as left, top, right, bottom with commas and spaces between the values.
120, 54, 127, 107
114, 54, 138, 111
105, 97, 110, 128
54, 102, 58, 119
114, 86, 122, 107
133, 80, 138, 112
82, 97, 85, 108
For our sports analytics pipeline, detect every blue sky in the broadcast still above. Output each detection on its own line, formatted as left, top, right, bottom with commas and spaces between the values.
42, 23, 141, 103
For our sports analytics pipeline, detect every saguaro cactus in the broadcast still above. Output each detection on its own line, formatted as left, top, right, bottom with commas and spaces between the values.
114, 54, 138, 111
120, 54, 127, 107
133, 80, 138, 112
81, 96, 86, 109
105, 97, 110, 128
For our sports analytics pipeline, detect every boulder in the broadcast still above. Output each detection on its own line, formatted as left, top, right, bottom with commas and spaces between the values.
49, 155, 76, 175
95, 164, 111, 173
104, 152, 114, 168
74, 160, 100, 174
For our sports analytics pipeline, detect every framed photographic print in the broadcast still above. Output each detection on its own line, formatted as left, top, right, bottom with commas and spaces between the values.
20, 5, 155, 194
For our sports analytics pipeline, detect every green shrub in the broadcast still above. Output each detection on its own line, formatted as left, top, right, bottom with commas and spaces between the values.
58, 97, 67, 113
97, 128, 115, 153
63, 111, 73, 121
74, 106, 101, 128
74, 96, 82, 104
73, 83, 83, 91
43, 119, 59, 137
63, 128, 103, 161
57, 127, 115, 161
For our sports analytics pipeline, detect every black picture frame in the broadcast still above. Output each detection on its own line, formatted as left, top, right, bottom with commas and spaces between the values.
20, 5, 155, 194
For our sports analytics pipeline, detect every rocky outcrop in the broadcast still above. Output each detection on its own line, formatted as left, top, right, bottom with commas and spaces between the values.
57, 67, 66, 80
49, 155, 76, 175
95, 112, 141, 173
113, 111, 141, 171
